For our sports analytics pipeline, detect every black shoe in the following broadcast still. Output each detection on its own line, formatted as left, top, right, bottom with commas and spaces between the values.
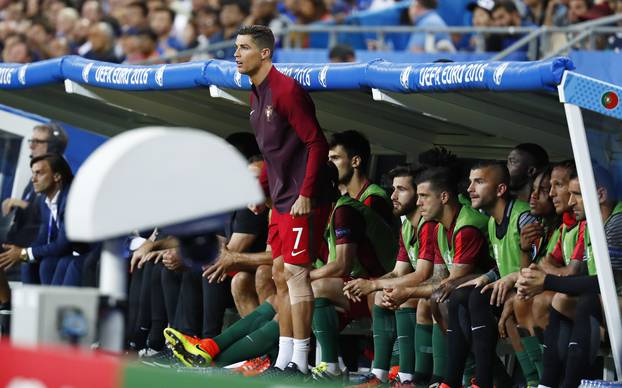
141, 347, 184, 368
280, 362, 307, 382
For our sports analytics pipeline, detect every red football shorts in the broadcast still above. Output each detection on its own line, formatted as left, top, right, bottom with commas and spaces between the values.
269, 204, 332, 265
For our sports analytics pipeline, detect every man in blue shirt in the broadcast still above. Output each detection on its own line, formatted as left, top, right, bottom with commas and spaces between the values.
407, 0, 454, 52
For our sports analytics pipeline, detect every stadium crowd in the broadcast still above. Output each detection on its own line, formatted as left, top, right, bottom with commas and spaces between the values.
1, 24, 622, 388
0, 0, 621, 64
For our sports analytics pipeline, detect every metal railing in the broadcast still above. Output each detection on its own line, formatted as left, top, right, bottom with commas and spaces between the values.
137, 14, 622, 65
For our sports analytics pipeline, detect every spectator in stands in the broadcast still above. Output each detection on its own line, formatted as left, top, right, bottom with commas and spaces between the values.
523, 0, 547, 25
607, 0, 622, 50
329, 43, 356, 62
546, 0, 590, 26
190, 6, 223, 60
295, 0, 331, 24
407, 0, 455, 53
26, 19, 53, 60
122, 2, 150, 32
121, 28, 159, 63
213, 0, 249, 59
81, 0, 104, 24
55, 7, 79, 40
490, 0, 529, 51
244, 0, 291, 42
47, 37, 70, 58
150, 7, 184, 55
466, 0, 494, 52
82, 22, 120, 62
0, 154, 82, 287
2, 38, 32, 63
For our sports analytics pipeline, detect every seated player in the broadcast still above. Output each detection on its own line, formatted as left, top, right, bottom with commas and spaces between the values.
381, 166, 491, 386
309, 130, 398, 382
517, 165, 622, 388
342, 164, 438, 387
441, 161, 536, 388
497, 165, 561, 385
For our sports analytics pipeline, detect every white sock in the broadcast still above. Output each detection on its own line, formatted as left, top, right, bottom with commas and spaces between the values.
274, 336, 293, 370
398, 372, 413, 382
371, 368, 388, 382
291, 338, 311, 373
338, 356, 346, 372
325, 362, 340, 375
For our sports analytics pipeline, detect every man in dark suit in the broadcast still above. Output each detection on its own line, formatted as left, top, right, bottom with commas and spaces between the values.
0, 153, 81, 286
1, 122, 69, 284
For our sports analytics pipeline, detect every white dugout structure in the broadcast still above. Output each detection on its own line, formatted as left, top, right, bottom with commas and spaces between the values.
0, 56, 621, 378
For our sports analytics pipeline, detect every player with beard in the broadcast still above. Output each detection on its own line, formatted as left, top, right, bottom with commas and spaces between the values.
343, 164, 439, 387
310, 130, 397, 382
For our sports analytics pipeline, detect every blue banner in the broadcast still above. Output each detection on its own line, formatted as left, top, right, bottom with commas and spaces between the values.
0, 55, 574, 93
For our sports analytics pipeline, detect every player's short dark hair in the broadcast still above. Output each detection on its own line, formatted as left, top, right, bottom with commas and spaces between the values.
329, 130, 371, 173
415, 166, 458, 197
514, 143, 549, 172
30, 153, 74, 186
226, 132, 261, 161
568, 162, 615, 200
492, 0, 518, 13
418, 146, 458, 169
237, 25, 275, 58
387, 163, 425, 189
554, 159, 576, 179
471, 160, 511, 187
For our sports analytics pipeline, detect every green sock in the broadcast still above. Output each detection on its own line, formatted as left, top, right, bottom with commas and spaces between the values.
396, 308, 417, 374
522, 336, 544, 379
414, 324, 433, 379
462, 355, 476, 387
312, 298, 340, 363
213, 300, 276, 350
516, 350, 539, 385
390, 338, 400, 367
215, 319, 279, 365
432, 324, 448, 380
371, 305, 396, 371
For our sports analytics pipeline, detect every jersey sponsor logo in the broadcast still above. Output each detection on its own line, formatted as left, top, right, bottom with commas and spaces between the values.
400, 65, 412, 90
0, 68, 15, 85
493, 62, 510, 86
291, 249, 307, 257
155, 65, 166, 87
17, 64, 27, 85
319, 65, 329, 88
82, 62, 94, 83
265, 105, 273, 121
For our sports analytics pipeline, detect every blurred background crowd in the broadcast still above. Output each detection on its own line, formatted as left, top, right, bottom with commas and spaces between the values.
0, 0, 620, 64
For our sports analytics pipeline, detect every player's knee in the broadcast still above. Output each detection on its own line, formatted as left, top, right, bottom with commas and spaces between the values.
285, 263, 313, 304
552, 292, 576, 318
231, 271, 254, 300
256, 265, 274, 289
417, 299, 433, 323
